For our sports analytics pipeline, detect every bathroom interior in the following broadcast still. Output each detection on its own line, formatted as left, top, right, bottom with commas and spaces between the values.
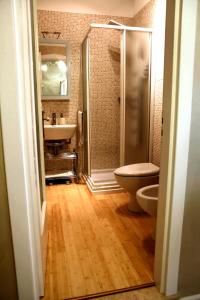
37, 0, 166, 299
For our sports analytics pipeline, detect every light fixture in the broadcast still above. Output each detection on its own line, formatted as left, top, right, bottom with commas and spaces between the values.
41, 64, 48, 72
56, 60, 67, 72
41, 31, 61, 39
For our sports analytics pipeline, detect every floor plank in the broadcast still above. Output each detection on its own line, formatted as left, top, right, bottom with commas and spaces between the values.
42, 183, 155, 300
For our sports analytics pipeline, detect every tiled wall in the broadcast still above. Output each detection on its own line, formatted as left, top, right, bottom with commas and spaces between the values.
131, 0, 166, 166
38, 10, 132, 142
130, 0, 156, 27
88, 0, 166, 170
38, 10, 132, 171
38, 0, 165, 172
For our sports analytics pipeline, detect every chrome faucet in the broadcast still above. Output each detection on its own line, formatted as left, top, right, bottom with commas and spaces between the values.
52, 112, 56, 125
42, 110, 50, 123
42, 111, 50, 138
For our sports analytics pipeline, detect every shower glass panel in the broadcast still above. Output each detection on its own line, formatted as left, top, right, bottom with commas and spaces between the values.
89, 28, 121, 182
125, 31, 151, 165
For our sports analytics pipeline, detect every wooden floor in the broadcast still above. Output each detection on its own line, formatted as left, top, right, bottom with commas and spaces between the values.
42, 183, 155, 300
92, 287, 164, 300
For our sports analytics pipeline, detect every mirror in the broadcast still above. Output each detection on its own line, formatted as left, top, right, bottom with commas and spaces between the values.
39, 39, 70, 100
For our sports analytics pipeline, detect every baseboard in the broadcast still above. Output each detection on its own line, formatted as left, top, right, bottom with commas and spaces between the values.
41, 199, 48, 282
41, 200, 46, 234
166, 294, 179, 300
168, 294, 200, 300
180, 294, 200, 300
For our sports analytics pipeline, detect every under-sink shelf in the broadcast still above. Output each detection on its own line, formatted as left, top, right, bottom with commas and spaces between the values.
45, 152, 77, 160
45, 170, 77, 179
45, 170, 78, 185
44, 150, 79, 185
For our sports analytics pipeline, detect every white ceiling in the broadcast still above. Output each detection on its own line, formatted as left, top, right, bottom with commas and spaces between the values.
37, 0, 150, 18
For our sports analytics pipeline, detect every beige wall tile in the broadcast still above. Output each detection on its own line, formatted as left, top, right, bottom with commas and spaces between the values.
38, 10, 132, 170
39, 0, 165, 170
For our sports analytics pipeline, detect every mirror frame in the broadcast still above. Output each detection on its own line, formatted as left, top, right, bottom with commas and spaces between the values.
39, 38, 70, 100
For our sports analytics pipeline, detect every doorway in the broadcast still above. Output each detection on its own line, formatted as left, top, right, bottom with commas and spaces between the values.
1, 0, 199, 298
34, 1, 167, 299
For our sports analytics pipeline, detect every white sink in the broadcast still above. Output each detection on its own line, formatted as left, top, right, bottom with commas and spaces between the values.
44, 124, 77, 140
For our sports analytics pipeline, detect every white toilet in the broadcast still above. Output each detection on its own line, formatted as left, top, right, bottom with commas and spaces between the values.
136, 184, 159, 217
114, 163, 159, 212
136, 184, 159, 239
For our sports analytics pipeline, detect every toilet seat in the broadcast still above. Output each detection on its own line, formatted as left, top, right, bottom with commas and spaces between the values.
114, 163, 159, 177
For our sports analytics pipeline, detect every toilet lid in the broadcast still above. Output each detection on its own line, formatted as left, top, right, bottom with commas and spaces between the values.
114, 163, 159, 177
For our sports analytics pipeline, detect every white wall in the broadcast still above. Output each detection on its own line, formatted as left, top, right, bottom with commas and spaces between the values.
37, 0, 149, 17
155, 0, 199, 296
178, 1, 200, 297
0, 0, 43, 299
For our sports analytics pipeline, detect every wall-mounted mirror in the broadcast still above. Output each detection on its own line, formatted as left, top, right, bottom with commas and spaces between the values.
39, 39, 70, 100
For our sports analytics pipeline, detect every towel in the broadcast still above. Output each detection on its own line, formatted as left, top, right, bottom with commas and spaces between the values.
77, 110, 83, 147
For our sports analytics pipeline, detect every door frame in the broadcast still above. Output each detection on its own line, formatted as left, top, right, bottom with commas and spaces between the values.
0, 0, 199, 299
0, 0, 43, 299
155, 0, 199, 297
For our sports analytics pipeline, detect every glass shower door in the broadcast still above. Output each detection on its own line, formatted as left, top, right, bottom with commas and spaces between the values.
89, 28, 121, 181
124, 31, 152, 165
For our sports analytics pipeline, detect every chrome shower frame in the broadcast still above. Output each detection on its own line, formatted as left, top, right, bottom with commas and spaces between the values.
82, 23, 154, 192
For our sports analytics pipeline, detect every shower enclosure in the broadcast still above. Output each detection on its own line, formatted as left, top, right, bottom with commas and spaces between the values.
82, 23, 153, 192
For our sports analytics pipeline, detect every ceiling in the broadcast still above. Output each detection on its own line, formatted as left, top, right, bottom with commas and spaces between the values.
37, 0, 149, 18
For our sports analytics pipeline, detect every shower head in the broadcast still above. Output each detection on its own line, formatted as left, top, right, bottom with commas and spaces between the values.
108, 20, 123, 26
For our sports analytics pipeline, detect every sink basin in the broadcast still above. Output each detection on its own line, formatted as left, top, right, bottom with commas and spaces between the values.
44, 124, 77, 140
